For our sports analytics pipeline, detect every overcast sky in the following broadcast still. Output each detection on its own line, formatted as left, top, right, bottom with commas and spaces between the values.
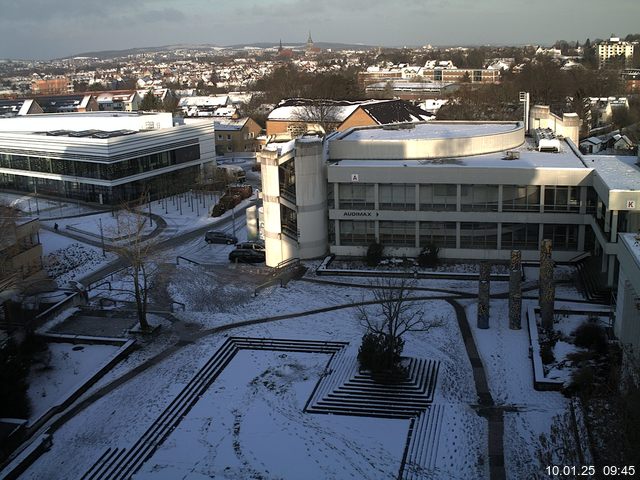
1, 0, 639, 60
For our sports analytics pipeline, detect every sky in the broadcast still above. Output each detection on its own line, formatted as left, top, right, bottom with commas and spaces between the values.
0, 0, 639, 60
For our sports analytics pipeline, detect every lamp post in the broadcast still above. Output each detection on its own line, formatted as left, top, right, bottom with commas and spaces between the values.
99, 217, 106, 257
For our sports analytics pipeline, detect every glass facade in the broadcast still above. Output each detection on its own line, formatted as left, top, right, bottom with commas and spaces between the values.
339, 220, 375, 245
0, 145, 200, 181
379, 221, 415, 246
379, 184, 415, 210
0, 166, 200, 204
460, 222, 498, 249
502, 185, 540, 212
338, 184, 375, 210
543, 224, 578, 250
419, 222, 456, 248
419, 184, 457, 211
460, 185, 499, 211
501, 223, 540, 249
544, 186, 580, 212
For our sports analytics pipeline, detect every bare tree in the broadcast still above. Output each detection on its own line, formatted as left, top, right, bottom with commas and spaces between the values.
356, 277, 443, 372
109, 195, 158, 330
292, 99, 342, 136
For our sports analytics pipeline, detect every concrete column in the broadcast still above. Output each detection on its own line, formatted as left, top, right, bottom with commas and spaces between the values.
578, 225, 585, 251
611, 211, 619, 243
477, 261, 491, 329
415, 221, 420, 248
496, 223, 502, 250
509, 250, 522, 329
415, 184, 420, 211
333, 183, 339, 210
579, 186, 587, 215
456, 184, 461, 212
539, 239, 555, 330
456, 222, 461, 249
607, 255, 616, 287
498, 185, 503, 213
539, 186, 545, 213
374, 183, 379, 210
334, 220, 341, 246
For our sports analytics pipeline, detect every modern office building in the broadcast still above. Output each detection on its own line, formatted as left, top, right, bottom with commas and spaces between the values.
0, 112, 215, 204
258, 114, 640, 295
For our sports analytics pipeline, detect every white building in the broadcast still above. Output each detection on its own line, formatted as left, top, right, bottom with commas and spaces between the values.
259, 120, 640, 290
597, 36, 636, 68
0, 112, 215, 204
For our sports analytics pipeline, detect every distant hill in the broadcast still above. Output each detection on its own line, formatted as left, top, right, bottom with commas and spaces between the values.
65, 41, 376, 60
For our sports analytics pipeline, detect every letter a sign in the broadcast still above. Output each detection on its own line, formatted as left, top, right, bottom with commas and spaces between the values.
351, 174, 359, 182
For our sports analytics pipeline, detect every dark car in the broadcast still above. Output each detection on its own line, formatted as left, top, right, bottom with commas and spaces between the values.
229, 248, 266, 263
205, 230, 238, 244
235, 241, 265, 252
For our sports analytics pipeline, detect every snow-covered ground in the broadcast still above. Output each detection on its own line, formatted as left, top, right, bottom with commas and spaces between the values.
21, 276, 487, 480
43, 240, 116, 287
27, 342, 120, 422
465, 299, 568, 479
17, 262, 587, 480
0, 192, 99, 218
45, 211, 155, 240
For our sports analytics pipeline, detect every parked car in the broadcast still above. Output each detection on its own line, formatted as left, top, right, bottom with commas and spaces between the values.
205, 230, 238, 244
229, 248, 265, 263
235, 241, 265, 252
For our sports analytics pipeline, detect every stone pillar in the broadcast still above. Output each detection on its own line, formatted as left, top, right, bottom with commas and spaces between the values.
539, 239, 555, 330
477, 262, 491, 329
509, 250, 522, 329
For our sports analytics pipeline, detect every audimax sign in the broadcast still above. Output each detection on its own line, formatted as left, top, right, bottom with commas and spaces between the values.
342, 211, 379, 217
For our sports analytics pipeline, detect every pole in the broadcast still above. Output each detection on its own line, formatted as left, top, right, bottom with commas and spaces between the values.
232, 205, 236, 236
148, 193, 153, 227
34, 181, 40, 215
99, 218, 106, 257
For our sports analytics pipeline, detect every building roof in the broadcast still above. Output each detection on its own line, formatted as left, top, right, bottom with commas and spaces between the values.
0, 99, 29, 117
340, 121, 517, 141
35, 94, 93, 113
587, 155, 640, 191
356, 100, 433, 125
214, 118, 249, 131
267, 98, 433, 124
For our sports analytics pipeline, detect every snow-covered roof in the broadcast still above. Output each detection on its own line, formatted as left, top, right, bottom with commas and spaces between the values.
214, 118, 248, 131
586, 155, 640, 191
341, 122, 519, 142
178, 95, 230, 108
267, 102, 361, 122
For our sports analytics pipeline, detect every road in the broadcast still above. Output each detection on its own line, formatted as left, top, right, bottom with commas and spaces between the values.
79, 200, 259, 287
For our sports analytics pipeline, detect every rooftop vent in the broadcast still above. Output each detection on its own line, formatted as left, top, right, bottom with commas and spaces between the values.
503, 150, 520, 160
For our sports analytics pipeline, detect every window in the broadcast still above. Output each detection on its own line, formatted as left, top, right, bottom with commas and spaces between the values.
420, 222, 456, 248
502, 185, 540, 211
226, 134, 232, 140
542, 224, 578, 250
339, 220, 375, 245
460, 185, 499, 211
217, 134, 223, 140
420, 184, 457, 211
338, 184, 374, 209
460, 223, 498, 249
379, 221, 415, 247
379, 184, 415, 210
501, 223, 539, 249
544, 186, 580, 212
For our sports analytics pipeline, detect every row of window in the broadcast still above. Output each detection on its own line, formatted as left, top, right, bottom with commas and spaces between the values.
337, 221, 579, 250
334, 184, 590, 213
0, 145, 200, 181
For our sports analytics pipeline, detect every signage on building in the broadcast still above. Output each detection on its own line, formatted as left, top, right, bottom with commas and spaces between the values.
626, 200, 636, 209
351, 174, 359, 182
342, 211, 379, 217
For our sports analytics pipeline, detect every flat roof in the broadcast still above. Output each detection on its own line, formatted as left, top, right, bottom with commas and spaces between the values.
340, 122, 521, 141
586, 155, 640, 191
333, 138, 587, 170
